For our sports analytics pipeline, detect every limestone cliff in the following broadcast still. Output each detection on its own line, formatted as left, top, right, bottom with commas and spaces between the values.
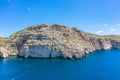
1, 24, 120, 59
0, 37, 10, 58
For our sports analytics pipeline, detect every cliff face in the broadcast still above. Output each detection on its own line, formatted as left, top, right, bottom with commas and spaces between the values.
1, 24, 120, 59
0, 37, 10, 58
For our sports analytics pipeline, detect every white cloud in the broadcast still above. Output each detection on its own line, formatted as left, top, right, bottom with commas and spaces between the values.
95, 24, 120, 35
27, 6, 36, 12
96, 30, 104, 34
8, 0, 12, 2
103, 24, 109, 27
27, 6, 31, 11
116, 24, 120, 27
110, 28, 116, 32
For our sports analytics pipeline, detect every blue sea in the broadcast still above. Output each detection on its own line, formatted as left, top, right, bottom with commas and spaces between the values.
0, 49, 120, 80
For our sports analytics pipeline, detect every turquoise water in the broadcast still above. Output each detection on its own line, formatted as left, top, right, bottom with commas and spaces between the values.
0, 49, 120, 80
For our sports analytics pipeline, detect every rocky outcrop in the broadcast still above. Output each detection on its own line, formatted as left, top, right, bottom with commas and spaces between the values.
1, 24, 120, 59
0, 47, 9, 58
0, 38, 9, 58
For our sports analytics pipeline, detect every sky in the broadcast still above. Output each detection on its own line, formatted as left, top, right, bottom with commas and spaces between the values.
0, 0, 120, 37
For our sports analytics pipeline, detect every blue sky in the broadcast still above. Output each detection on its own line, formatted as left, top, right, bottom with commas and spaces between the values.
0, 0, 120, 37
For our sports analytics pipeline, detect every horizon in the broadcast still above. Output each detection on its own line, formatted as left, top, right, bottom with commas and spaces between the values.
0, 0, 120, 37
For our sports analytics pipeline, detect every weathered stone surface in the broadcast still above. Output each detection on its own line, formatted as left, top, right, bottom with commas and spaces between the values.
0, 47, 9, 58
1, 24, 120, 59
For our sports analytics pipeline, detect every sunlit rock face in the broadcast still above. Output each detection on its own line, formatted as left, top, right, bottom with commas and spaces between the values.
19, 45, 61, 58
0, 47, 9, 58
1, 24, 120, 59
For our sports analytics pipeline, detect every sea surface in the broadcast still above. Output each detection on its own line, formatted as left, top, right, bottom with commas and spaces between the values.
0, 49, 120, 80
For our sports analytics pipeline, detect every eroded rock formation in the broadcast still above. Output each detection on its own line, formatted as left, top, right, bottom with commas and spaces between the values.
1, 24, 120, 59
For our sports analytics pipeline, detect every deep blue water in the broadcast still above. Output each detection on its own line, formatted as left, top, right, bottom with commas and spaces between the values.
0, 49, 120, 80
